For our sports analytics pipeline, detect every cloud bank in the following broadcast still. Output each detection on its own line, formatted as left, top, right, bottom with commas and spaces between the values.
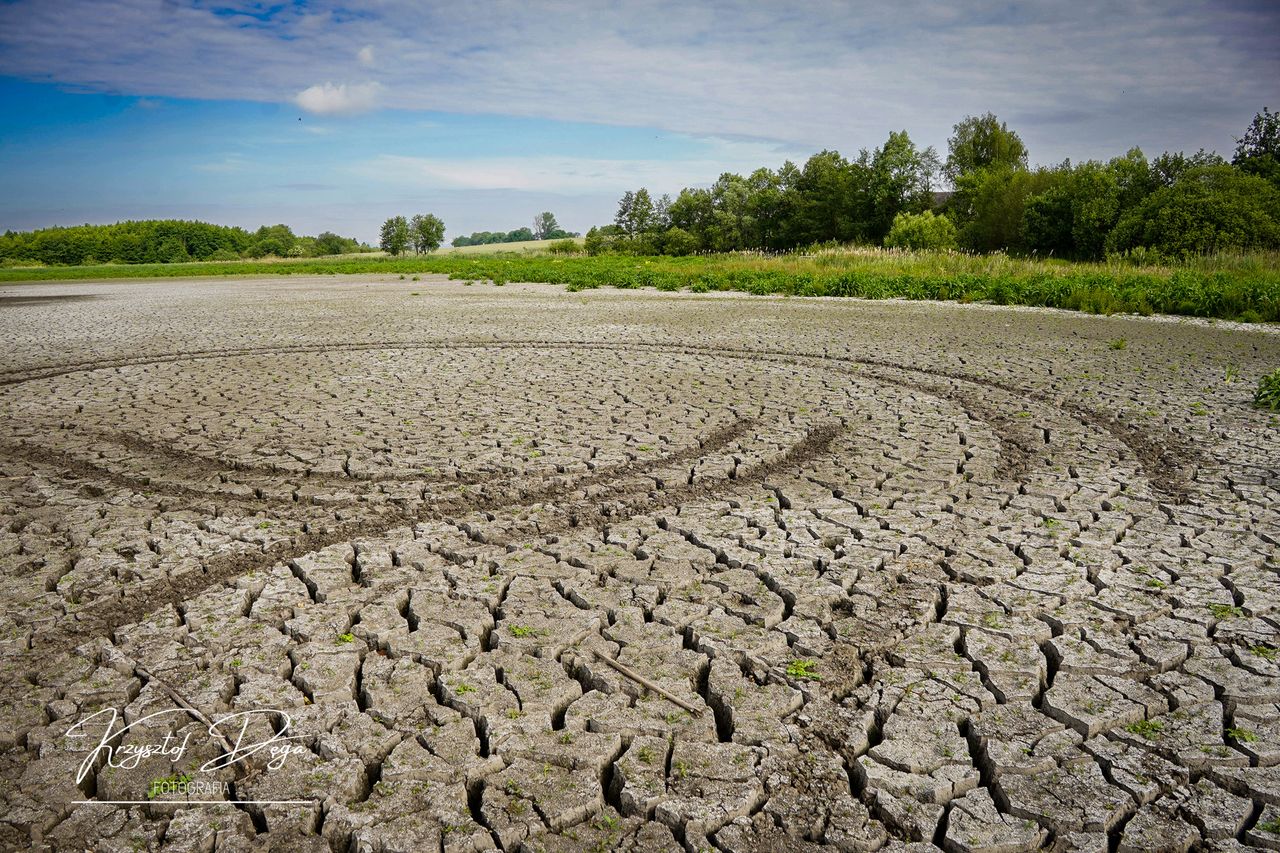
0, 0, 1276, 162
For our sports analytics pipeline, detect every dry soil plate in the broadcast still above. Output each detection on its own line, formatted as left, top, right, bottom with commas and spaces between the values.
0, 276, 1277, 852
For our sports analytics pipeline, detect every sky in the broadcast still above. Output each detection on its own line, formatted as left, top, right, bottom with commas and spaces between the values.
0, 0, 1277, 243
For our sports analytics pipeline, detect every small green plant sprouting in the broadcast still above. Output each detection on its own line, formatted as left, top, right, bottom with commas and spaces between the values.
1251, 644, 1277, 661
1190, 401, 1209, 416
1260, 816, 1280, 835
1224, 364, 1239, 383
1124, 719, 1164, 740
337, 632, 355, 644
1225, 727, 1258, 743
453, 681, 476, 695
1108, 338, 1127, 350
509, 625, 540, 638
1208, 603, 1244, 619
1255, 369, 1280, 412
786, 659, 821, 681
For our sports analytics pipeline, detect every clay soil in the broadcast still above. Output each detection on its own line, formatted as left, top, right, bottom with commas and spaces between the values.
0, 276, 1277, 851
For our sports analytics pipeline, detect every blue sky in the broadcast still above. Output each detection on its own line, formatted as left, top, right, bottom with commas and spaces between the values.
1, 0, 1278, 243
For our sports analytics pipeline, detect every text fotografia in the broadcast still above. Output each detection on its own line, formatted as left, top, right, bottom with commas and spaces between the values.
66, 708, 310, 805
147, 776, 230, 799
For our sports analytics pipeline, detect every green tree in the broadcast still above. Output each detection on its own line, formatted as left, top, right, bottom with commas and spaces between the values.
789, 150, 865, 246
659, 226, 698, 256
158, 235, 190, 264
532, 211, 560, 240
868, 131, 941, 240
952, 166, 1055, 252
945, 113, 1028, 181
1233, 107, 1280, 187
1151, 149, 1225, 187
249, 224, 296, 258
667, 188, 715, 248
1107, 166, 1280, 258
616, 188, 655, 237
314, 231, 350, 256
379, 216, 410, 256
883, 210, 957, 250
410, 213, 445, 253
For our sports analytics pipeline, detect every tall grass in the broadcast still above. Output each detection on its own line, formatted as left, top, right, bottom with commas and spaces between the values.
2, 248, 1277, 323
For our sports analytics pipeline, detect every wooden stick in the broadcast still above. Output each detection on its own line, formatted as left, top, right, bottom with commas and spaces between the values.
590, 649, 703, 717
135, 664, 237, 753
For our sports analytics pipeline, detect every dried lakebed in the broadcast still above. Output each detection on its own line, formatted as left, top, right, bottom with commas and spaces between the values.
0, 276, 1277, 852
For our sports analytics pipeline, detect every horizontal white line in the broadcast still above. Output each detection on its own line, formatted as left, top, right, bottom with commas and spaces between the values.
74, 800, 313, 805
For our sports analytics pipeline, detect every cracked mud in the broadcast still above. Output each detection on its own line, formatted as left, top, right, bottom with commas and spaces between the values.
0, 275, 1278, 852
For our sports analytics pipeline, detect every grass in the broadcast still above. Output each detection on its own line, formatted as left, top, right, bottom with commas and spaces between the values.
3, 246, 1278, 323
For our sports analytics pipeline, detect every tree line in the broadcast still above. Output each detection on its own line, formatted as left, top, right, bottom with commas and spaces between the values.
450, 212, 577, 247
0, 220, 373, 266
586, 109, 1280, 260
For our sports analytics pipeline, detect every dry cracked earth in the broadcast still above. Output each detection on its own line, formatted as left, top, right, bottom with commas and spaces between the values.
0, 276, 1278, 853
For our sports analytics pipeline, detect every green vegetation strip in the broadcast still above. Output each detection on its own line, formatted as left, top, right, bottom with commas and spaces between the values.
3, 250, 1278, 323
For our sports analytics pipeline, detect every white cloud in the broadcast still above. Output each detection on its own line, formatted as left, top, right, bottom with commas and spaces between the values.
357, 45, 374, 67
295, 81, 380, 116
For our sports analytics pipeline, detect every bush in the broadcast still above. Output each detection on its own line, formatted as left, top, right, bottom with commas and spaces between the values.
883, 211, 958, 251
547, 239, 579, 255
660, 227, 699, 256
1107, 166, 1280, 259
1255, 369, 1280, 412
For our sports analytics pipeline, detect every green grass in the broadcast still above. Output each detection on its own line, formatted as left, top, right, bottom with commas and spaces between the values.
3, 247, 1278, 323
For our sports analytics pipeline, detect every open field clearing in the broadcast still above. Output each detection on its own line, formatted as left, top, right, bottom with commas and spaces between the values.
0, 276, 1278, 851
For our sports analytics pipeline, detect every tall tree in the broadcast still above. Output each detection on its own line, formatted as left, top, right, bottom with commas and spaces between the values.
410, 214, 445, 253
1234, 107, 1280, 187
380, 216, 410, 256
532, 211, 560, 240
945, 113, 1028, 181
869, 131, 940, 241
614, 191, 636, 234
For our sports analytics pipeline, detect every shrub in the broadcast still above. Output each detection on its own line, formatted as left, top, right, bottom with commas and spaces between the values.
547, 239, 579, 255
883, 210, 958, 251
1255, 369, 1280, 412
1107, 166, 1280, 259
660, 226, 699, 256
